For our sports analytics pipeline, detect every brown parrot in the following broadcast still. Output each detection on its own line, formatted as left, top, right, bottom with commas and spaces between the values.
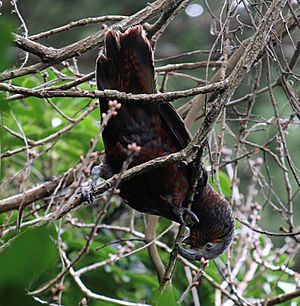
91, 25, 235, 260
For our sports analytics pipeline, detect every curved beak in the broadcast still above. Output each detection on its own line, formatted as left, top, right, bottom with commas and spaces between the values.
178, 245, 200, 261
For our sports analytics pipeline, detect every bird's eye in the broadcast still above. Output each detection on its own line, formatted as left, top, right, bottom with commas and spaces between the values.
205, 242, 214, 250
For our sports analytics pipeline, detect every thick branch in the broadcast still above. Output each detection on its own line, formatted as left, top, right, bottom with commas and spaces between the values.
264, 288, 300, 306
0, 81, 226, 101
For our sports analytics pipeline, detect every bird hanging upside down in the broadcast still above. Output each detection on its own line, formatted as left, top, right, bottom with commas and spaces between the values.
90, 25, 235, 260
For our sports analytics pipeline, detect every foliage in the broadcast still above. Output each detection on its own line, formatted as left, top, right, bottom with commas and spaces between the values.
0, 225, 58, 306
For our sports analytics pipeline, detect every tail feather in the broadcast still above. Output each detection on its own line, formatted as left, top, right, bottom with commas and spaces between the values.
96, 54, 115, 91
96, 25, 156, 100
96, 25, 191, 152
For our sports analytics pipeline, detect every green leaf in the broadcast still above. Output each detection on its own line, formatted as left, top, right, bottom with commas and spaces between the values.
152, 285, 178, 306
21, 76, 42, 89
209, 170, 232, 197
0, 225, 58, 306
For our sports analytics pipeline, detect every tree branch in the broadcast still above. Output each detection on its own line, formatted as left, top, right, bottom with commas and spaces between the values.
0, 80, 226, 101
264, 288, 300, 306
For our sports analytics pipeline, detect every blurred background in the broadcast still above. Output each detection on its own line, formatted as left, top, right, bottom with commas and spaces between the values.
1, 1, 300, 305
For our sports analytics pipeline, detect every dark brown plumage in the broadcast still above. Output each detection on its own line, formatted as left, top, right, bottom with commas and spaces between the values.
95, 26, 193, 223
179, 172, 235, 260
94, 25, 235, 260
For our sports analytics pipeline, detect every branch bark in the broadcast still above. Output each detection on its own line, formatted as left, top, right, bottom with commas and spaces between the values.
264, 288, 300, 306
0, 80, 225, 101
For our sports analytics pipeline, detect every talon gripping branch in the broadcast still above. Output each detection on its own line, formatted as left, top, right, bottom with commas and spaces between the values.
94, 25, 235, 260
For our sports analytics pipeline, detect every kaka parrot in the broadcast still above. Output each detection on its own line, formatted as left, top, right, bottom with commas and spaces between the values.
92, 25, 235, 260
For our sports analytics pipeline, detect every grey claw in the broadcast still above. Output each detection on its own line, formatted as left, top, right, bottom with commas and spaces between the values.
179, 207, 199, 224
91, 165, 102, 189
81, 186, 95, 204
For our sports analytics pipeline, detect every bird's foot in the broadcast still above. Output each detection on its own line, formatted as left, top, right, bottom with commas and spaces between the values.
92, 161, 114, 183
81, 162, 114, 204
91, 165, 101, 190
81, 186, 95, 204
178, 207, 199, 225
